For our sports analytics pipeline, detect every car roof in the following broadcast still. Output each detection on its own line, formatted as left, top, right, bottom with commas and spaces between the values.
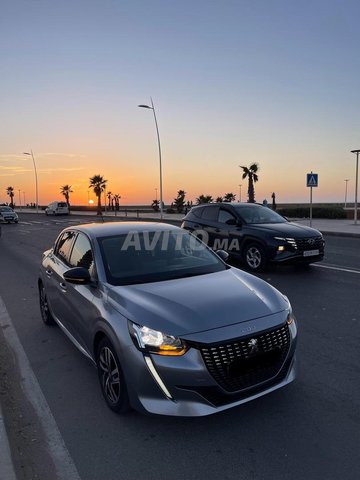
192, 203, 263, 208
63, 221, 181, 239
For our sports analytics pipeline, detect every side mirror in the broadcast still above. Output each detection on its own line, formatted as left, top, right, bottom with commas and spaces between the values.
216, 250, 229, 262
63, 267, 91, 285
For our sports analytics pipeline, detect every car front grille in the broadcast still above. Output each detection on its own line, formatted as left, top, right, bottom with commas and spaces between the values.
199, 324, 290, 392
294, 236, 324, 252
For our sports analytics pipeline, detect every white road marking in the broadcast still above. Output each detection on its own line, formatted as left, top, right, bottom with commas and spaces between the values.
0, 404, 17, 480
313, 264, 360, 274
0, 297, 81, 480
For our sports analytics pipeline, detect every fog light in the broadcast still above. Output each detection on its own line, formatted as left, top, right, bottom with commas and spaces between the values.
277, 245, 285, 252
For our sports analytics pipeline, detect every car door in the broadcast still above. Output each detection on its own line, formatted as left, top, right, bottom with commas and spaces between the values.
44, 230, 77, 330
64, 232, 98, 354
199, 205, 220, 247
213, 207, 244, 254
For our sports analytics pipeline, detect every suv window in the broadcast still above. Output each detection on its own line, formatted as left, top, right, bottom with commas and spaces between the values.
69, 233, 95, 275
55, 231, 76, 264
190, 206, 204, 219
201, 206, 218, 221
218, 209, 237, 224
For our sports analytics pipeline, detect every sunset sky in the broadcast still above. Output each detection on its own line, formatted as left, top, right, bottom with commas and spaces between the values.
1, 0, 360, 206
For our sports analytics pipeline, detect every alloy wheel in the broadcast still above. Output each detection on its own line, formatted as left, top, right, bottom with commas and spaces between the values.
246, 246, 262, 270
98, 346, 121, 404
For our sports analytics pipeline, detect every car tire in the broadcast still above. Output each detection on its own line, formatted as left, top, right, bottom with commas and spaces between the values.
39, 283, 56, 325
15, 220, 18, 224
96, 337, 130, 414
243, 243, 268, 272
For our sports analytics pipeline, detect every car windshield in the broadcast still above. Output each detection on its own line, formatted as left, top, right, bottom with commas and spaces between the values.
58, 202, 67, 207
98, 230, 227, 286
233, 205, 287, 224
0, 207, 13, 212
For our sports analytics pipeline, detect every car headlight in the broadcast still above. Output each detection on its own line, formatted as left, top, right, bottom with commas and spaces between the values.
128, 321, 188, 356
282, 295, 295, 325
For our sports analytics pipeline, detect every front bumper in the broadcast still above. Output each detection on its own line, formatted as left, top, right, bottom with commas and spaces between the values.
122, 312, 297, 416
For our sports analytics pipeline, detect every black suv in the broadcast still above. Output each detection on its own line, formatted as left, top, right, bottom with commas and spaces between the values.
181, 203, 325, 271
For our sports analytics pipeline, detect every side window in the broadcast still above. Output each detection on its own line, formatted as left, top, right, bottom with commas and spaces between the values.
218, 209, 237, 224
69, 233, 95, 276
201, 206, 219, 221
55, 231, 76, 264
191, 207, 204, 219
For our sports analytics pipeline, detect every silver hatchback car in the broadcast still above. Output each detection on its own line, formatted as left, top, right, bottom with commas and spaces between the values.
39, 222, 297, 416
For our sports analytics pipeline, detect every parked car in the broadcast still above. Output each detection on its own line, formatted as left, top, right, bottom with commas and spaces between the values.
0, 206, 19, 223
45, 201, 69, 216
39, 222, 297, 416
181, 203, 325, 271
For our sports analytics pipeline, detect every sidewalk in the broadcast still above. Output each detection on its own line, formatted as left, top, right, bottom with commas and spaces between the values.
15, 208, 360, 237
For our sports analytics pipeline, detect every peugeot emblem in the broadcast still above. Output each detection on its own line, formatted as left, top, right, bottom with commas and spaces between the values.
248, 338, 258, 353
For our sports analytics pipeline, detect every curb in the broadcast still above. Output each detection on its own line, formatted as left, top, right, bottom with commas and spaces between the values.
0, 297, 81, 480
319, 230, 360, 239
0, 403, 17, 480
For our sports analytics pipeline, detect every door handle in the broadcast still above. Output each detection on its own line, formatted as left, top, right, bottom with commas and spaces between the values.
59, 282, 67, 291
46, 269, 53, 278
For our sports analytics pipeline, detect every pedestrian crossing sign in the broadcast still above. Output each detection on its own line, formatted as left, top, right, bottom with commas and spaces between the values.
307, 173, 318, 187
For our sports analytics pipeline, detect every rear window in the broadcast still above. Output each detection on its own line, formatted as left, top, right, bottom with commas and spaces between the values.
201, 206, 219, 221
189, 206, 204, 218
58, 202, 67, 207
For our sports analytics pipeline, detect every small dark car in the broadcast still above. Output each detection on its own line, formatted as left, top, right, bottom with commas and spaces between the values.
181, 203, 325, 271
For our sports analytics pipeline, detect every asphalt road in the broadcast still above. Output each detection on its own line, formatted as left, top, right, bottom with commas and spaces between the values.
0, 214, 359, 480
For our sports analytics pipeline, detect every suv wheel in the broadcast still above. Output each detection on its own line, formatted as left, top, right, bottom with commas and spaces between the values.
96, 338, 130, 413
243, 243, 267, 272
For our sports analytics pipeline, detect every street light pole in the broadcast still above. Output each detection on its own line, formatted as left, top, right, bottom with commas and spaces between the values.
344, 179, 349, 208
238, 184, 242, 203
351, 150, 359, 225
18, 189, 22, 209
138, 98, 164, 219
23, 150, 39, 213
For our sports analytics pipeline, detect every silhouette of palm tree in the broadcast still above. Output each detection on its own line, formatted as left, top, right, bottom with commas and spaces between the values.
239, 163, 259, 203
89, 175, 107, 215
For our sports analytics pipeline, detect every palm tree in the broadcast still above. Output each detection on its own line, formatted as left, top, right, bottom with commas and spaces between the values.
113, 194, 121, 211
216, 196, 223, 203
60, 185, 73, 210
173, 190, 186, 213
89, 175, 107, 215
239, 163, 259, 203
107, 191, 112, 210
151, 199, 159, 212
223, 192, 236, 203
196, 194, 213, 204
6, 186, 15, 208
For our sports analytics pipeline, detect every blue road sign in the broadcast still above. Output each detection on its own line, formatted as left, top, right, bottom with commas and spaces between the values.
307, 173, 318, 187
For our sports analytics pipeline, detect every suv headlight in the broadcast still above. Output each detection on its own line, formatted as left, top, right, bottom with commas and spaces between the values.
128, 321, 188, 356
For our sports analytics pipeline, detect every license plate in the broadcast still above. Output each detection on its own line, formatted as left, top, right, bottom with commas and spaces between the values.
303, 249, 319, 257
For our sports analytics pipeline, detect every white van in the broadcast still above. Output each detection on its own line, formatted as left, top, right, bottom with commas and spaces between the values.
45, 201, 69, 216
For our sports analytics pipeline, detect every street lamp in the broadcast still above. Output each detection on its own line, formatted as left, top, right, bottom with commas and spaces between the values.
23, 150, 39, 213
344, 179, 350, 208
238, 184, 242, 203
350, 150, 359, 225
138, 98, 163, 219
18, 189, 22, 209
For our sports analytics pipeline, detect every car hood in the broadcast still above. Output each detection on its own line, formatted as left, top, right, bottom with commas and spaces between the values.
248, 222, 321, 237
107, 268, 289, 336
